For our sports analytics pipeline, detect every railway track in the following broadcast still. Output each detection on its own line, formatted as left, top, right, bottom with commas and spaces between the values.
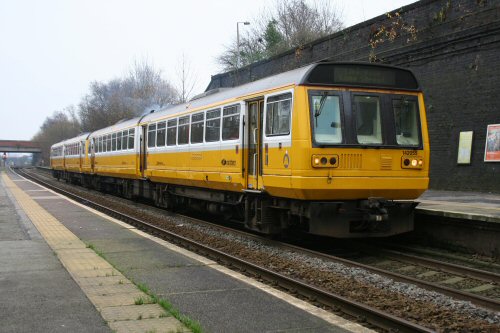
349, 246, 500, 310
16, 167, 500, 331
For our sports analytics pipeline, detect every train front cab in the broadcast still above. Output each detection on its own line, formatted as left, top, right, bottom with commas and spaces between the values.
245, 63, 429, 238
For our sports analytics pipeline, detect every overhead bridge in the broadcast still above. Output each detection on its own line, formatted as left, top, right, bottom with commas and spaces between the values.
0, 140, 41, 153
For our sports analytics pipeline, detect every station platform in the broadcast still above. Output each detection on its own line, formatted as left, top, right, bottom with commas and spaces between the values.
417, 189, 500, 223
0, 170, 370, 333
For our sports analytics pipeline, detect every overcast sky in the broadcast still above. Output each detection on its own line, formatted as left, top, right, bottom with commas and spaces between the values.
0, 0, 417, 141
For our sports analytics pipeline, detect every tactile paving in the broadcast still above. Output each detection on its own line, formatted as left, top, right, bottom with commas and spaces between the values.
2, 174, 188, 333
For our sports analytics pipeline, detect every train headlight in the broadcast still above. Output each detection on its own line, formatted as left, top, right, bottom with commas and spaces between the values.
401, 156, 424, 169
312, 155, 339, 168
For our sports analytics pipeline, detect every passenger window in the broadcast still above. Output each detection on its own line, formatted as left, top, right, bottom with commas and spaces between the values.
128, 129, 135, 149
121, 131, 128, 150
178, 116, 190, 145
167, 119, 177, 146
311, 93, 342, 144
191, 112, 204, 144
222, 105, 240, 141
112, 133, 117, 151
148, 123, 156, 148
117, 132, 122, 150
266, 93, 292, 136
106, 134, 111, 152
393, 99, 420, 146
205, 109, 221, 142
157, 121, 166, 147
354, 96, 382, 144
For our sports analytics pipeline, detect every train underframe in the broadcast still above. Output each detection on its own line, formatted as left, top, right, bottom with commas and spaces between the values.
53, 169, 417, 238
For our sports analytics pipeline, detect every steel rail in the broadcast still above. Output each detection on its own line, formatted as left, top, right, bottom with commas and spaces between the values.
17, 167, 433, 333
266, 240, 500, 312
379, 249, 500, 283
24, 167, 500, 311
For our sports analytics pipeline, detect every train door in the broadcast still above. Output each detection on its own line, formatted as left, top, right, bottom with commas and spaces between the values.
246, 100, 264, 190
90, 138, 95, 173
140, 125, 147, 178
79, 141, 84, 171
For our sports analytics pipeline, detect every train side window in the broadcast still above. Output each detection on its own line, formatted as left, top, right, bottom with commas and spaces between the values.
205, 109, 221, 142
128, 129, 135, 149
148, 123, 157, 148
393, 99, 420, 146
354, 95, 382, 144
266, 93, 292, 136
117, 132, 122, 150
178, 116, 190, 145
107, 134, 112, 152
191, 112, 204, 144
167, 119, 177, 146
121, 131, 127, 150
157, 121, 166, 147
222, 105, 240, 141
99, 136, 103, 153
112, 133, 117, 151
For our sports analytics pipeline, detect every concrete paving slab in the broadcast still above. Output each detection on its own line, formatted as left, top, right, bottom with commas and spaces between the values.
3, 172, 190, 333
9, 172, 373, 333
104, 248, 205, 271
87, 291, 150, 308
108, 317, 190, 333
165, 288, 349, 333
129, 265, 253, 295
75, 275, 133, 287
0, 174, 111, 333
100, 304, 167, 321
85, 283, 143, 296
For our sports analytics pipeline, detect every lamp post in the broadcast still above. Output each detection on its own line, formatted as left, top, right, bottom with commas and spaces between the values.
237, 21, 250, 68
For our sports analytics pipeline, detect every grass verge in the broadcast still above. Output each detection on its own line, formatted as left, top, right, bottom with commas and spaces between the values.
86, 242, 203, 333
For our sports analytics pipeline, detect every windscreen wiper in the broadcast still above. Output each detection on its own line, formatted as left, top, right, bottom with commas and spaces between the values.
314, 91, 329, 127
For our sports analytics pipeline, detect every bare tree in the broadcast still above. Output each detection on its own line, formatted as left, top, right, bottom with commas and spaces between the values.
32, 107, 81, 162
79, 60, 178, 131
127, 59, 178, 107
217, 0, 344, 71
175, 53, 198, 103
34, 60, 179, 159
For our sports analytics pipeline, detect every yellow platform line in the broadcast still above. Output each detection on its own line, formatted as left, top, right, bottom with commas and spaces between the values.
2, 173, 189, 333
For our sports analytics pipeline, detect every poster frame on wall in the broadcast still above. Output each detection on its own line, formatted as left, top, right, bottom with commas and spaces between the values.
484, 124, 500, 162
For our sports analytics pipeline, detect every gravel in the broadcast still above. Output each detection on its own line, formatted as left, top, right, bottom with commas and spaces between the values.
28, 168, 500, 332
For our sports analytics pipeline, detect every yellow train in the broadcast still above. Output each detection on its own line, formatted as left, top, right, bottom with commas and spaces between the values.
51, 62, 429, 238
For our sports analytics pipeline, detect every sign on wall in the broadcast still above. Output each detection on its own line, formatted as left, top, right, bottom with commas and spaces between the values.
457, 131, 473, 164
484, 124, 500, 162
